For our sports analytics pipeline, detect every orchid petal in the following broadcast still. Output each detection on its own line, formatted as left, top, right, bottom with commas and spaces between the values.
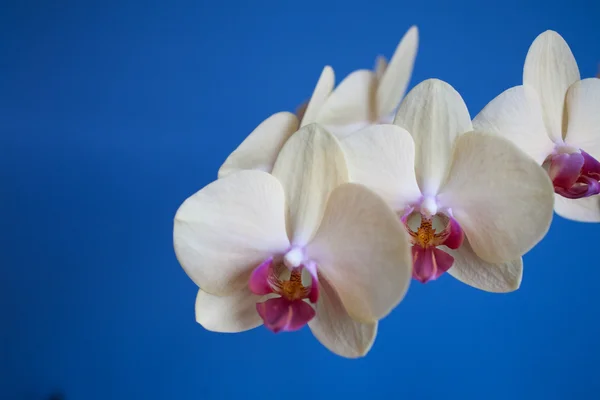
564, 78, 600, 159
393, 79, 473, 196
301, 66, 335, 126
445, 239, 523, 293
174, 170, 290, 295
554, 194, 600, 223
195, 288, 264, 333
317, 70, 377, 127
374, 55, 388, 80
376, 25, 418, 118
523, 30, 580, 141
306, 183, 412, 323
437, 132, 554, 263
472, 85, 555, 165
340, 124, 421, 210
272, 124, 348, 246
309, 276, 377, 358
218, 112, 299, 178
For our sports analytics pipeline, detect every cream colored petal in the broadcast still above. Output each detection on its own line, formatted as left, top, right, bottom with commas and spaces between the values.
393, 79, 473, 196
309, 276, 377, 358
195, 288, 263, 333
316, 69, 377, 126
374, 55, 388, 80
563, 78, 600, 159
271, 124, 348, 246
437, 132, 554, 263
523, 30, 580, 141
445, 239, 523, 293
218, 112, 299, 178
376, 25, 418, 118
174, 170, 290, 295
473, 85, 555, 165
307, 183, 412, 323
554, 194, 600, 223
340, 124, 421, 210
301, 66, 335, 126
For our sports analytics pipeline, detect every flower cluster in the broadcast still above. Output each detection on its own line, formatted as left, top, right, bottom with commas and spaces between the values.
173, 28, 600, 358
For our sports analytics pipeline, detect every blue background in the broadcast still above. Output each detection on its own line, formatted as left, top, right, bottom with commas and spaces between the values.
1, 1, 599, 399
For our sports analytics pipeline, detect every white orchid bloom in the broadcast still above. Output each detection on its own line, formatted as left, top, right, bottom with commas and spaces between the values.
473, 30, 600, 222
340, 79, 554, 292
218, 26, 418, 178
174, 124, 412, 358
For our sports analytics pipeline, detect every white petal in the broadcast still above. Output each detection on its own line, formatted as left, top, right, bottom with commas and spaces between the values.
523, 30, 580, 141
376, 25, 418, 118
316, 70, 377, 127
554, 194, 600, 223
563, 78, 600, 159
309, 276, 377, 358
195, 288, 263, 333
306, 183, 412, 323
174, 170, 290, 295
473, 85, 555, 165
301, 66, 335, 126
445, 239, 523, 293
271, 124, 348, 246
218, 112, 299, 178
340, 124, 421, 210
393, 79, 473, 196
437, 132, 554, 263
374, 55, 388, 80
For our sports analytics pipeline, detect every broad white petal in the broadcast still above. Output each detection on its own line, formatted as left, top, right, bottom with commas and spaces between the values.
564, 78, 600, 159
437, 132, 554, 263
376, 25, 418, 118
218, 112, 299, 178
174, 170, 290, 295
309, 276, 377, 358
473, 85, 555, 165
307, 183, 412, 323
272, 124, 348, 245
445, 239, 523, 293
317, 70, 377, 127
554, 194, 600, 223
340, 124, 421, 210
195, 288, 263, 333
393, 79, 473, 196
374, 55, 388, 80
301, 66, 335, 126
523, 30, 580, 141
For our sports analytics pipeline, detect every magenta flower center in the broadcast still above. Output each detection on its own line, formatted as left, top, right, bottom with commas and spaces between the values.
545, 149, 600, 199
248, 257, 318, 333
403, 213, 464, 284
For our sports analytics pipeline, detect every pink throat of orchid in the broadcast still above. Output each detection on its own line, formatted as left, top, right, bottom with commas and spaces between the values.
546, 149, 600, 199
248, 257, 318, 333
402, 212, 464, 284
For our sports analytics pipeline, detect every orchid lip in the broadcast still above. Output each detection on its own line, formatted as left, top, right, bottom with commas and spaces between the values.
546, 147, 600, 199
403, 211, 464, 284
249, 255, 319, 333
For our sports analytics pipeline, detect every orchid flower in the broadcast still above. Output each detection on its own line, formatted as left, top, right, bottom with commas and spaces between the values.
174, 124, 412, 358
473, 30, 600, 222
339, 79, 555, 292
218, 26, 418, 178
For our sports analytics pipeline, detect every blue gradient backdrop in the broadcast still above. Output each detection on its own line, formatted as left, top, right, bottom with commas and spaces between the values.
1, 1, 599, 399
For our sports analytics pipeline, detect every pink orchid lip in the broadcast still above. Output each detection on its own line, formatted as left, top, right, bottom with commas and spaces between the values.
402, 210, 464, 284
412, 246, 454, 284
248, 256, 317, 333
547, 149, 600, 199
